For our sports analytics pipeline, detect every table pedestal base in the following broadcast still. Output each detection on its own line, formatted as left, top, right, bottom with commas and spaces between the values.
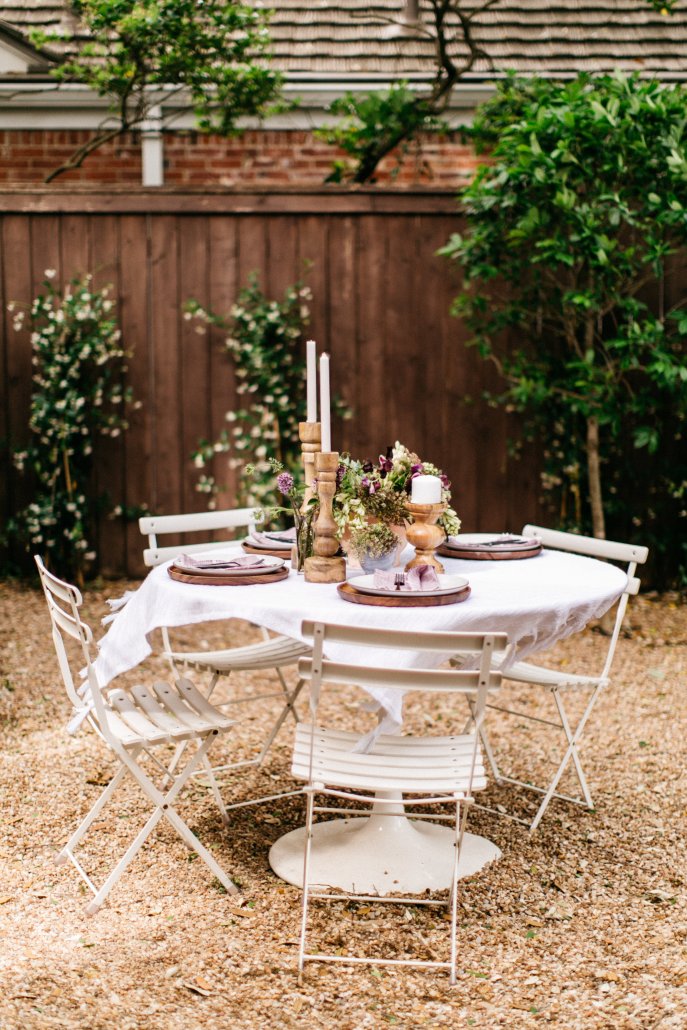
269, 813, 501, 895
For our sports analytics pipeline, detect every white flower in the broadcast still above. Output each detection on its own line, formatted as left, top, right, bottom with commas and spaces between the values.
44, 268, 57, 279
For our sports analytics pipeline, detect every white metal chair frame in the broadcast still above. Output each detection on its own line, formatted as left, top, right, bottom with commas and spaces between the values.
139, 508, 309, 800
294, 620, 508, 985
36, 556, 239, 915
468, 524, 649, 832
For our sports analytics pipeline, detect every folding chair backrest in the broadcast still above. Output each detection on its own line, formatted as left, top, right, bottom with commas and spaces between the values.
522, 524, 649, 678
139, 507, 258, 567
298, 621, 508, 720
34, 555, 97, 715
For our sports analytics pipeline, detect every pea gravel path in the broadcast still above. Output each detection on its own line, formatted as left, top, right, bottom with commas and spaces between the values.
0, 580, 685, 1030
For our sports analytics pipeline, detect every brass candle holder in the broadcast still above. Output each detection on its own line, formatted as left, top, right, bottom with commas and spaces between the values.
298, 421, 321, 513
304, 451, 346, 583
404, 501, 447, 575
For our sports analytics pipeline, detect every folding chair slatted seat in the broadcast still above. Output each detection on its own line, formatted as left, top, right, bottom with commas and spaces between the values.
472, 524, 649, 832
139, 508, 310, 790
293, 620, 508, 984
35, 555, 239, 915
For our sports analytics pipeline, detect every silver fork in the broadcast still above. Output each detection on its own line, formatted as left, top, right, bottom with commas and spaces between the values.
394, 572, 405, 591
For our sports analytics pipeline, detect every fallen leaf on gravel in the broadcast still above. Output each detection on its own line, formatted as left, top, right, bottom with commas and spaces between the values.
646, 889, 675, 903
182, 977, 213, 997
0, 895, 15, 905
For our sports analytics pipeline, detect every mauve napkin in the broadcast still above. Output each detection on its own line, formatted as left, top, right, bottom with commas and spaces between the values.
250, 528, 296, 548
373, 565, 440, 591
175, 553, 267, 570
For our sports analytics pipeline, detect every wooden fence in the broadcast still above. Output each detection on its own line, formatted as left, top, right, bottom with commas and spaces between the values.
0, 188, 541, 576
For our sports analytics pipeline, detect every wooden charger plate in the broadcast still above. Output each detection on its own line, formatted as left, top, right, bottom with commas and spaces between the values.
242, 542, 293, 560
338, 581, 471, 607
437, 543, 542, 561
168, 565, 290, 587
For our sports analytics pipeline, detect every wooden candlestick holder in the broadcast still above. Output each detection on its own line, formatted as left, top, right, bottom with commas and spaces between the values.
298, 421, 321, 512
304, 451, 346, 583
404, 501, 447, 574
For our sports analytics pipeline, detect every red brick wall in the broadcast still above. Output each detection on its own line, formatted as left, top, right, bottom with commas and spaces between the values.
0, 128, 481, 187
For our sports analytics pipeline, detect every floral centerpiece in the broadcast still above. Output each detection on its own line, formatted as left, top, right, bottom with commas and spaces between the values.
333, 441, 461, 540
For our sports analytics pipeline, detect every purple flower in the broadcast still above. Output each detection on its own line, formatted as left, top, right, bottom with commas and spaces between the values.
361, 476, 379, 495
277, 471, 294, 496
440, 473, 451, 490
410, 462, 424, 476
336, 463, 346, 486
378, 455, 393, 473
362, 460, 374, 473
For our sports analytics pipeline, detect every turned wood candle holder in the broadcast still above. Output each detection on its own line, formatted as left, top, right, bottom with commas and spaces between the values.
404, 501, 447, 574
298, 421, 321, 512
304, 451, 346, 583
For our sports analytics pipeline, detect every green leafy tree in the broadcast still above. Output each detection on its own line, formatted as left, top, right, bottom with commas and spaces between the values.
31, 0, 281, 181
440, 73, 687, 582
318, 0, 680, 184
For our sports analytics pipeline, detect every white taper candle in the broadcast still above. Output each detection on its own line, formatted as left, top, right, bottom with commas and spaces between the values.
306, 339, 317, 423
319, 353, 331, 452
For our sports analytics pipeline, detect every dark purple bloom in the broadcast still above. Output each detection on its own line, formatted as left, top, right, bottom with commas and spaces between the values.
440, 473, 451, 489
378, 454, 393, 473
362, 460, 374, 473
277, 471, 294, 495
410, 462, 424, 476
336, 463, 346, 486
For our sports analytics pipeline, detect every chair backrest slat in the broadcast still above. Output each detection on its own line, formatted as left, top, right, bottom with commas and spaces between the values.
301, 622, 507, 657
139, 507, 257, 567
298, 657, 502, 695
522, 524, 649, 565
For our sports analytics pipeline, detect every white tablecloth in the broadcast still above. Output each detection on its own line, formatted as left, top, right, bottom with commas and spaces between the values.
93, 547, 627, 725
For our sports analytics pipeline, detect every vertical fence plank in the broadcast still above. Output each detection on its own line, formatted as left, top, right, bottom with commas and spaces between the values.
1, 216, 33, 534
149, 213, 182, 521
354, 214, 387, 459
178, 215, 211, 515
327, 215, 357, 455
207, 215, 238, 509
90, 214, 127, 576
119, 214, 152, 575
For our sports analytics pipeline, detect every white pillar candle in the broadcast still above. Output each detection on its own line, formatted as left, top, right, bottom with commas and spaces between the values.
319, 352, 331, 452
411, 474, 442, 504
306, 339, 317, 422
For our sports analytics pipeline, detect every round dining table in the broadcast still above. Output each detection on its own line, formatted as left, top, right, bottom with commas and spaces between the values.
93, 542, 627, 895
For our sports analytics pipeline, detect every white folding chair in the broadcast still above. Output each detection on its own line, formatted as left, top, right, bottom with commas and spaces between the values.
139, 508, 310, 790
35, 555, 239, 915
293, 620, 508, 984
468, 524, 649, 832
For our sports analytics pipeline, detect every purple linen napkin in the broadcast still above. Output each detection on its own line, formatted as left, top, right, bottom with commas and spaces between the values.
373, 565, 440, 591
250, 530, 295, 549
175, 553, 266, 570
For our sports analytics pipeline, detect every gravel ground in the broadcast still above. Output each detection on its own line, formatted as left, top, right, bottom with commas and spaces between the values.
0, 579, 685, 1030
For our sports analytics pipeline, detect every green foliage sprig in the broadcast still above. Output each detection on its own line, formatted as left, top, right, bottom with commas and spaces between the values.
316, 83, 448, 184
186, 275, 350, 513
440, 72, 687, 584
31, 0, 282, 181
6, 272, 135, 581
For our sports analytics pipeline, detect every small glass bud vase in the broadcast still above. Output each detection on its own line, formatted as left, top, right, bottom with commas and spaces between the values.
359, 548, 398, 575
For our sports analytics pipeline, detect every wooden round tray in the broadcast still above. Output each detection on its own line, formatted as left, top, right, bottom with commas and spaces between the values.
437, 543, 542, 561
338, 581, 471, 607
241, 542, 294, 560
168, 565, 290, 587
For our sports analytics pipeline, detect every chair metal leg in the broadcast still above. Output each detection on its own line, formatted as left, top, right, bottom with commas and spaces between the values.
78, 733, 237, 914
298, 789, 316, 983
56, 761, 129, 864
528, 686, 602, 832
